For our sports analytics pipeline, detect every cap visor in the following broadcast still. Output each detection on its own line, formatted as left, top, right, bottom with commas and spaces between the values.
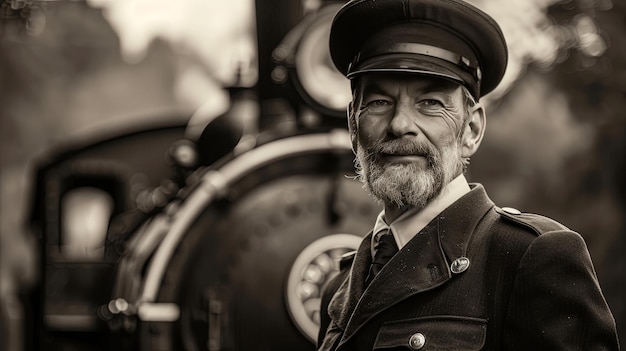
346, 53, 466, 85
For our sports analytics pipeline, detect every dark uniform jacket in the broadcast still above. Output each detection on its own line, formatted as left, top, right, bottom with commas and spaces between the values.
317, 184, 619, 350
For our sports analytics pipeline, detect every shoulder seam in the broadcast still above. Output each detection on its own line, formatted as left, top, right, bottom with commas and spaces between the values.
494, 207, 569, 236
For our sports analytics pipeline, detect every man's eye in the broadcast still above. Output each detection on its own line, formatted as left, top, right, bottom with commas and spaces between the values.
368, 100, 389, 107
364, 99, 392, 113
419, 99, 444, 108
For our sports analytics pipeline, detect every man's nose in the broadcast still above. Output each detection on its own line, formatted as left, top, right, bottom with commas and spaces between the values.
388, 102, 419, 137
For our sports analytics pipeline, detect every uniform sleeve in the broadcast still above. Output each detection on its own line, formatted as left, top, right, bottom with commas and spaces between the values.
502, 230, 619, 350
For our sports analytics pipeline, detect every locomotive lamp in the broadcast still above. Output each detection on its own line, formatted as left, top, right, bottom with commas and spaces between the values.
271, 3, 352, 123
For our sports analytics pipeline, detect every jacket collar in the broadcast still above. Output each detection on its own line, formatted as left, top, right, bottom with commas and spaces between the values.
326, 184, 494, 347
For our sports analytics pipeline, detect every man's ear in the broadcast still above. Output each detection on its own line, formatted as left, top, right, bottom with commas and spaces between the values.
461, 103, 486, 158
347, 104, 358, 153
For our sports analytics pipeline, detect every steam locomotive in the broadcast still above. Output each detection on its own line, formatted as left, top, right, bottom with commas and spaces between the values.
26, 2, 382, 350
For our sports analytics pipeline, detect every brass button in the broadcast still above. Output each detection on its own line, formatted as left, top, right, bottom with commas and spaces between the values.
408, 332, 426, 350
451, 257, 470, 274
502, 206, 521, 215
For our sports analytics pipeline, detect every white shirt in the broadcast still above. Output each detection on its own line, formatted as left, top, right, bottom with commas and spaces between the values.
371, 174, 471, 255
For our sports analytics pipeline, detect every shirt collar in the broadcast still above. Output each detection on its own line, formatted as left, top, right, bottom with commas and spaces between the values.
372, 174, 471, 250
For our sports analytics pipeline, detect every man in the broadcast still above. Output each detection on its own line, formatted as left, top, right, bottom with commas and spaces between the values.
317, 0, 620, 350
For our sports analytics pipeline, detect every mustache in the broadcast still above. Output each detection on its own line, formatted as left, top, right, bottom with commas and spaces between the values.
370, 139, 436, 157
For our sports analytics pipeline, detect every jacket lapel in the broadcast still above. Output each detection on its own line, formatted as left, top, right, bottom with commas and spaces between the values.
339, 221, 451, 345
437, 184, 495, 262
327, 232, 373, 330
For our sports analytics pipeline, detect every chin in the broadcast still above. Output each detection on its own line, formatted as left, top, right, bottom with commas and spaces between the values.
367, 164, 441, 209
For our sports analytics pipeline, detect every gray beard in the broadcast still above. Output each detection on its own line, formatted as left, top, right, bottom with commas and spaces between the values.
355, 139, 463, 210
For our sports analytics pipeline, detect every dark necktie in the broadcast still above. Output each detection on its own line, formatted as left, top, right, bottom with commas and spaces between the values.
366, 229, 398, 286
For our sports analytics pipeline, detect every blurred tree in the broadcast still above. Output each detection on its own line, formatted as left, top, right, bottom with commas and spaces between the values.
547, 0, 626, 343
516, 0, 626, 342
